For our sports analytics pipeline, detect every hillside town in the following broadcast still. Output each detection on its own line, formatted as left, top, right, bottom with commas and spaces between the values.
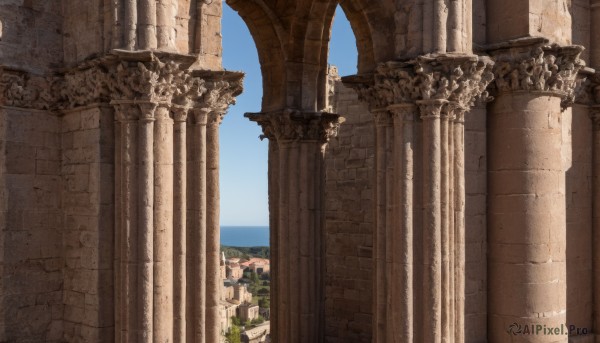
220, 253, 271, 342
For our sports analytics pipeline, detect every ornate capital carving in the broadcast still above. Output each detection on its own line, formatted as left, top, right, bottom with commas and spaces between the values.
0, 68, 58, 110
191, 108, 209, 125
172, 106, 190, 122
488, 39, 585, 109
417, 99, 447, 120
388, 103, 417, 123
373, 109, 392, 127
0, 52, 244, 115
245, 109, 343, 143
343, 54, 494, 112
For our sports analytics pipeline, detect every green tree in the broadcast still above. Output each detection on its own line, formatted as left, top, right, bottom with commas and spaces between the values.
258, 298, 270, 309
251, 316, 265, 325
250, 271, 260, 284
231, 316, 241, 326
225, 325, 241, 343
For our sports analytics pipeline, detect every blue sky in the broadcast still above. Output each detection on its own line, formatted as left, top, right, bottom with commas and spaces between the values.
219, 4, 358, 226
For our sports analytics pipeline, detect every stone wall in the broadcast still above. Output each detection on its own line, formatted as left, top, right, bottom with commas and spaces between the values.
0, 107, 63, 342
324, 79, 374, 343
61, 106, 115, 342
0, 0, 63, 73
62, 0, 105, 65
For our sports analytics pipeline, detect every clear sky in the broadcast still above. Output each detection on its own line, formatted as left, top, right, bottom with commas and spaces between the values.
219, 4, 358, 226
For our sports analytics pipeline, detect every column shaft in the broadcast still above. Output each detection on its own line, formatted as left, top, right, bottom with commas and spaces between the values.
206, 115, 222, 343
173, 109, 188, 343
488, 93, 567, 343
268, 140, 280, 343
137, 0, 158, 49
441, 111, 451, 342
390, 104, 416, 343
419, 101, 443, 343
453, 111, 465, 343
123, 0, 137, 49
138, 104, 155, 343
192, 110, 208, 343
153, 106, 174, 343
157, 0, 176, 49
277, 142, 290, 337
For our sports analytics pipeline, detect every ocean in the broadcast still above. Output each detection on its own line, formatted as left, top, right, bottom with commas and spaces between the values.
220, 226, 269, 247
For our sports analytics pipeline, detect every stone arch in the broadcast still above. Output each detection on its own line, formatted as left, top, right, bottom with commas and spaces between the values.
225, 0, 287, 111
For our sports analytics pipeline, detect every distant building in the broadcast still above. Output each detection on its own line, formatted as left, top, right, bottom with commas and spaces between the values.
220, 300, 238, 334
238, 303, 260, 322
227, 263, 244, 280
239, 258, 270, 275
234, 283, 253, 304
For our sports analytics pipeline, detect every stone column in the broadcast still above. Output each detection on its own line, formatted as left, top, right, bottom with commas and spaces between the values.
190, 108, 208, 343
246, 110, 341, 343
172, 106, 188, 343
137, 102, 156, 343
344, 53, 494, 343
453, 107, 466, 343
487, 40, 584, 342
153, 105, 174, 343
206, 111, 224, 343
418, 100, 444, 343
108, 56, 242, 343
389, 104, 417, 342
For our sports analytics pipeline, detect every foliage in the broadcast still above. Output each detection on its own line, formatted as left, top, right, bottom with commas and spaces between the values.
251, 316, 265, 325
258, 298, 270, 309
231, 316, 241, 327
257, 288, 269, 296
221, 245, 270, 259
225, 325, 241, 343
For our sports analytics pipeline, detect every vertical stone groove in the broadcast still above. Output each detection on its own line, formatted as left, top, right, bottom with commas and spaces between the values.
206, 112, 223, 343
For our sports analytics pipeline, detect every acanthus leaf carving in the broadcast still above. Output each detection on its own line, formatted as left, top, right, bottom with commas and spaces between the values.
0, 53, 244, 115
489, 42, 586, 109
343, 54, 495, 112
246, 109, 343, 143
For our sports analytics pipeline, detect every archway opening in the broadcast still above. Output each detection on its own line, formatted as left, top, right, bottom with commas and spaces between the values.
329, 6, 359, 77
219, 3, 271, 341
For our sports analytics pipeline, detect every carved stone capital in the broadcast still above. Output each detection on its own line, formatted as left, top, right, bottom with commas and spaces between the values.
488, 38, 586, 109
388, 103, 417, 123
343, 54, 494, 112
417, 99, 448, 120
0, 52, 244, 114
207, 111, 226, 126
245, 109, 343, 143
373, 109, 392, 127
0, 68, 58, 110
112, 102, 141, 122
191, 108, 210, 125
172, 105, 190, 122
